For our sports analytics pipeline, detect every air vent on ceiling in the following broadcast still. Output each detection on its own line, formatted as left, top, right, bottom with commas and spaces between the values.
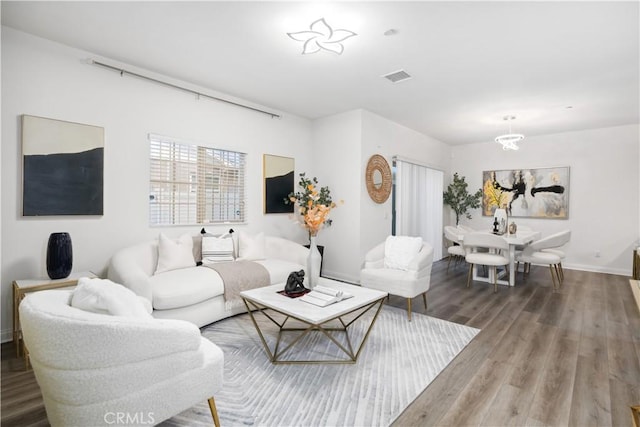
382, 69, 412, 83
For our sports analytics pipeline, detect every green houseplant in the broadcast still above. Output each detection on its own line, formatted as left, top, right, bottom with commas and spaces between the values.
443, 173, 482, 225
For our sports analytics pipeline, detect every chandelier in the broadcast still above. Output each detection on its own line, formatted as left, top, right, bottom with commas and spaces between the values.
495, 115, 524, 150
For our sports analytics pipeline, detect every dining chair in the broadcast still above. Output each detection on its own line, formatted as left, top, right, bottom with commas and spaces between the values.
463, 232, 509, 292
516, 231, 569, 290
540, 230, 571, 281
457, 224, 476, 233
444, 226, 466, 273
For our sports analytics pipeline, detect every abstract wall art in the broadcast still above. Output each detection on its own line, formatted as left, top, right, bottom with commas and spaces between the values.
263, 154, 294, 214
482, 167, 569, 219
22, 115, 104, 216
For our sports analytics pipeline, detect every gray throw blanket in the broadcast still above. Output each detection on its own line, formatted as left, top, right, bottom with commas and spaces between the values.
204, 261, 270, 310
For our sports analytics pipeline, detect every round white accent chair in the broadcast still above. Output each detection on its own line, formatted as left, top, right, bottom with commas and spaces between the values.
360, 236, 434, 321
464, 232, 510, 293
19, 289, 224, 427
444, 225, 466, 273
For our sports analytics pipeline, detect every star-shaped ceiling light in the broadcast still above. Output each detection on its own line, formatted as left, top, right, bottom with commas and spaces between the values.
287, 18, 357, 55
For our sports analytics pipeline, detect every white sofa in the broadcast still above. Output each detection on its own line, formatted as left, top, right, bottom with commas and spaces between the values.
107, 234, 309, 327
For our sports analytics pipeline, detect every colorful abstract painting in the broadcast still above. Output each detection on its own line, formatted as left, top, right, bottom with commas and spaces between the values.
482, 167, 569, 218
22, 115, 104, 216
263, 154, 294, 214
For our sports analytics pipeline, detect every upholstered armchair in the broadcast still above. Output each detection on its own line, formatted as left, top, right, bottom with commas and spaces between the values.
360, 236, 434, 321
19, 289, 224, 427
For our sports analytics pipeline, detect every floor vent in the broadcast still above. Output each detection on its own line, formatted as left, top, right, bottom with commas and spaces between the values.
382, 69, 412, 83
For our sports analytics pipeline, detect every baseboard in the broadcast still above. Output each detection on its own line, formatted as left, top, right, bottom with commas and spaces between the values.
1, 328, 14, 344
562, 263, 631, 277
321, 270, 360, 285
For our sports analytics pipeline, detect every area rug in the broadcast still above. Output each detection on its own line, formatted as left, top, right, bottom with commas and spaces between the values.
162, 306, 479, 427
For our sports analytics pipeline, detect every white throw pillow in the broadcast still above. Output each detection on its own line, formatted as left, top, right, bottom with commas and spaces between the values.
71, 277, 152, 319
384, 235, 423, 271
202, 235, 235, 263
155, 233, 195, 275
237, 231, 266, 261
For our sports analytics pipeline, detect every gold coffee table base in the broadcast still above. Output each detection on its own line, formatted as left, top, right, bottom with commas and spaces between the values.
243, 297, 385, 365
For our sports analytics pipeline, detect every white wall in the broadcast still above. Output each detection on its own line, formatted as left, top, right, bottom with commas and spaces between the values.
451, 124, 639, 275
310, 109, 452, 282
360, 110, 451, 262
310, 110, 363, 282
1, 27, 313, 341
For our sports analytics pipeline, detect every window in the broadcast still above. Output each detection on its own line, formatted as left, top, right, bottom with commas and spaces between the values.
149, 134, 246, 225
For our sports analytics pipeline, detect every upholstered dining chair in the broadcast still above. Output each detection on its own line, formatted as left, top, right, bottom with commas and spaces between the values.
540, 230, 571, 281
444, 225, 466, 273
19, 289, 224, 427
516, 231, 569, 290
463, 232, 510, 292
360, 236, 434, 321
457, 224, 476, 233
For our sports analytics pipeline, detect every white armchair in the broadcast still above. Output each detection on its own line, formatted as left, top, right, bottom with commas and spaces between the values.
19, 289, 223, 427
360, 236, 434, 321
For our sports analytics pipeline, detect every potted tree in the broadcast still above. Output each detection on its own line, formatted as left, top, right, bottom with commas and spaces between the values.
443, 173, 482, 225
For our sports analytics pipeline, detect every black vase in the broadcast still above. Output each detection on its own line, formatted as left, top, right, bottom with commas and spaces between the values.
46, 232, 73, 280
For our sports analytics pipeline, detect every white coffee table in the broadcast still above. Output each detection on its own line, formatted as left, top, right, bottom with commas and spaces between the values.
241, 278, 387, 364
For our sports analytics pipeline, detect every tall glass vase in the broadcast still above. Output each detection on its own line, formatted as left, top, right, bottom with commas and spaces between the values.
307, 235, 322, 289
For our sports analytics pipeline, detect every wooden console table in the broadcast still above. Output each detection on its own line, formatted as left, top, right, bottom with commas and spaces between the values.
13, 271, 96, 368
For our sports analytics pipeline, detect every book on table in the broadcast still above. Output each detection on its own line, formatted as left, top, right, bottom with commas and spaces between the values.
300, 285, 353, 307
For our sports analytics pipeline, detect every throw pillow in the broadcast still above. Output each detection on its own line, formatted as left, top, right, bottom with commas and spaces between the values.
155, 233, 195, 275
237, 231, 266, 261
384, 235, 423, 271
194, 228, 215, 262
202, 235, 235, 263
71, 277, 152, 319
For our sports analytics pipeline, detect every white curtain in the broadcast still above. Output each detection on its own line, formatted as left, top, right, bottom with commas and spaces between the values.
395, 160, 443, 260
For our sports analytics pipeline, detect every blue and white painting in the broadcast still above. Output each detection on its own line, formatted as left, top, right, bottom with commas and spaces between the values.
22, 115, 104, 216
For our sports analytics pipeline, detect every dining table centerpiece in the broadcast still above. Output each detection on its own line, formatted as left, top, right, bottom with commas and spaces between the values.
285, 173, 340, 288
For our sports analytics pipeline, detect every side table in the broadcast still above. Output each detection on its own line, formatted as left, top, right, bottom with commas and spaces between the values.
13, 271, 97, 368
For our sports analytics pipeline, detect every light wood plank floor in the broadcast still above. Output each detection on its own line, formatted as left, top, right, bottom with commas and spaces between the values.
2, 260, 639, 426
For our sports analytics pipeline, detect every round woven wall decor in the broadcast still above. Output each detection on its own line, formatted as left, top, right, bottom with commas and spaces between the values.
365, 154, 392, 204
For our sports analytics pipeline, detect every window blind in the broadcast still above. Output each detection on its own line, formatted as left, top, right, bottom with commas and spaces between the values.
149, 134, 246, 226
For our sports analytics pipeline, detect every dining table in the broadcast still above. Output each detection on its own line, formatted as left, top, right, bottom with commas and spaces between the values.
457, 229, 541, 287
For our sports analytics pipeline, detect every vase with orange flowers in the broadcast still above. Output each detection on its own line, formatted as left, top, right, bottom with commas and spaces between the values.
285, 173, 339, 288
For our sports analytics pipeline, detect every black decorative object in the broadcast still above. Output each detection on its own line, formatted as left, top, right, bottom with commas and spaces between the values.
285, 270, 307, 295
46, 232, 73, 279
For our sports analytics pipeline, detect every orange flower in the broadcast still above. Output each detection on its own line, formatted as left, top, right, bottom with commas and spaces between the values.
285, 173, 340, 237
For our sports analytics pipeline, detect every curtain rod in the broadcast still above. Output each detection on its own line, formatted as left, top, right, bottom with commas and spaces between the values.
88, 59, 281, 119
392, 155, 444, 172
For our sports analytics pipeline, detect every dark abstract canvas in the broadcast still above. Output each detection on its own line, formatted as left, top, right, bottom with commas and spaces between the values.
263, 154, 294, 214
22, 115, 104, 216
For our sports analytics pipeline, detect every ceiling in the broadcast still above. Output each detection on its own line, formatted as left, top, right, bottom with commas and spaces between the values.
2, 1, 639, 145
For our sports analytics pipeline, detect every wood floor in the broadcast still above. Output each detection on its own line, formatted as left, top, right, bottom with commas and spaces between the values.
2, 260, 639, 426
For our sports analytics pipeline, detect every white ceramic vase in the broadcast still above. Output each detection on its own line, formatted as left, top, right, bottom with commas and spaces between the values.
307, 235, 322, 289
493, 208, 508, 235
